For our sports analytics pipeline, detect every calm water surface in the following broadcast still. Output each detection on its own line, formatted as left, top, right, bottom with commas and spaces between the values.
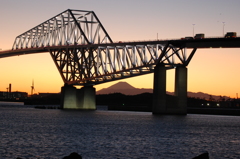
0, 106, 240, 159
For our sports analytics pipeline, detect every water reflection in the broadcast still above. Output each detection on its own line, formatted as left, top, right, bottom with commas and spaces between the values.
0, 106, 240, 158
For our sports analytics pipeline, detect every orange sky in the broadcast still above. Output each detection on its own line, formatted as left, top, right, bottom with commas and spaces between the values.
0, 0, 240, 98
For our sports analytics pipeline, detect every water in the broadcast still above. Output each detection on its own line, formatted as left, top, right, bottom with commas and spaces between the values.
1, 106, 240, 159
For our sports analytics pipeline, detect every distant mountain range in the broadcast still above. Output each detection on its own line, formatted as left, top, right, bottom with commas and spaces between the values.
96, 82, 230, 100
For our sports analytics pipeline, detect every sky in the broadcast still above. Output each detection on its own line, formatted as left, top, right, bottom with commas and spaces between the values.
0, 0, 240, 98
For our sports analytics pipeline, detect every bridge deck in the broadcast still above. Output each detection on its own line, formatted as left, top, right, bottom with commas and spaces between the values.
1, 37, 240, 58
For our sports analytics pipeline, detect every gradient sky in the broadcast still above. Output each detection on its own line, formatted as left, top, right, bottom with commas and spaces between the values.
0, 0, 240, 98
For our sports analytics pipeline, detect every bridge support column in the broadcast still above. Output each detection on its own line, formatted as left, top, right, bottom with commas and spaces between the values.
174, 66, 187, 115
60, 84, 96, 110
152, 65, 167, 114
152, 65, 188, 115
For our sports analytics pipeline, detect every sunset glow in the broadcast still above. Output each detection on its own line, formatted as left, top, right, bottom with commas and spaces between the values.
1, 0, 240, 98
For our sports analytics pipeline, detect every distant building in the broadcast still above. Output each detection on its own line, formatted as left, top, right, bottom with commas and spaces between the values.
0, 91, 8, 99
30, 93, 60, 98
0, 91, 28, 99
38, 93, 60, 97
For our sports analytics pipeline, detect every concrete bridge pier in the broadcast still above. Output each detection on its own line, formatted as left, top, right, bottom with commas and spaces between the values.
152, 65, 167, 114
60, 84, 96, 110
174, 66, 188, 115
152, 65, 187, 115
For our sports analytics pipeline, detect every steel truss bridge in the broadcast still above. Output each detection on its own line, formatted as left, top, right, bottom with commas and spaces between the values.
1, 9, 240, 86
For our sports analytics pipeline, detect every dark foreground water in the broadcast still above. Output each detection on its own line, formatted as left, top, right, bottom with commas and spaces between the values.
1, 106, 240, 159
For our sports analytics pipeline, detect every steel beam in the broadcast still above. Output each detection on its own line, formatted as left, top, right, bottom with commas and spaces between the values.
12, 9, 112, 50
47, 43, 195, 85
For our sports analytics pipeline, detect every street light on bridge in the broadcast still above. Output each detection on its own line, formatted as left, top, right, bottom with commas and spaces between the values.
192, 24, 195, 37
222, 22, 225, 36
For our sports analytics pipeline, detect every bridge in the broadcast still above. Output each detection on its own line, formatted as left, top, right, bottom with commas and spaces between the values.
1, 9, 240, 114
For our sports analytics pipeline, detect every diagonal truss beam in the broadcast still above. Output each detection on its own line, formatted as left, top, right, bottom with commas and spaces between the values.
48, 43, 197, 85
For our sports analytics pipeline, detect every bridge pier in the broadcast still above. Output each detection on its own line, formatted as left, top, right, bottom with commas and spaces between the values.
152, 65, 167, 114
60, 84, 96, 110
152, 65, 187, 115
174, 66, 188, 115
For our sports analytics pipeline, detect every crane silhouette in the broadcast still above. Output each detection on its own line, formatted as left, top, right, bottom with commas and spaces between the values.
31, 80, 35, 95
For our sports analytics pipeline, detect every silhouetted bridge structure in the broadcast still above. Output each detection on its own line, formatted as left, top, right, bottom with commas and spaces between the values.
1, 9, 240, 114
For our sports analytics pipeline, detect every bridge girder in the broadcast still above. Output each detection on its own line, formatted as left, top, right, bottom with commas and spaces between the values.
48, 43, 197, 85
12, 9, 112, 50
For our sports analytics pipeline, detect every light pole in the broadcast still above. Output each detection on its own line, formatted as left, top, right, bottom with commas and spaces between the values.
192, 24, 195, 37
222, 22, 225, 36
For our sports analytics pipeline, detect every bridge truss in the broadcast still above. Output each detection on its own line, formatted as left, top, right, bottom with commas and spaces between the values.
9, 9, 197, 86
49, 43, 196, 85
12, 9, 112, 49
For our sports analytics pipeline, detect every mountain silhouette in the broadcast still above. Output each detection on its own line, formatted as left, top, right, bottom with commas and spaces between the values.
97, 82, 152, 95
107, 82, 136, 90
97, 82, 231, 100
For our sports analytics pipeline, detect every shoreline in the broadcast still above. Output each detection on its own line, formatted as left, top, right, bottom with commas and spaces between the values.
108, 105, 240, 116
1, 104, 240, 116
